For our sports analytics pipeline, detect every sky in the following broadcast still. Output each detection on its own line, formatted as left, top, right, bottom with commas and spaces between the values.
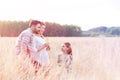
0, 0, 120, 30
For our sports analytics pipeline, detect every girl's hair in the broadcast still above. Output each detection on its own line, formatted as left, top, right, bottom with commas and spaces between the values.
64, 42, 72, 55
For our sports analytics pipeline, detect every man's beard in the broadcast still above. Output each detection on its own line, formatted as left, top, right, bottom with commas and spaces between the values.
32, 29, 38, 34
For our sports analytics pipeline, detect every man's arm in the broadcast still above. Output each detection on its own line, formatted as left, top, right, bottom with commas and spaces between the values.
20, 33, 36, 55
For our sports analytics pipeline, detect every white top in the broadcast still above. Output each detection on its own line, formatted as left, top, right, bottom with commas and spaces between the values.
33, 35, 50, 66
58, 53, 72, 68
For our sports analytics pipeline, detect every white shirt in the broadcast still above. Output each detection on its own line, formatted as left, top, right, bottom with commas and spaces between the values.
58, 53, 72, 68
33, 35, 50, 66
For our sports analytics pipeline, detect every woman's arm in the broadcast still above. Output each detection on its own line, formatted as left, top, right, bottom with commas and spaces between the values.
37, 43, 49, 52
31, 43, 49, 60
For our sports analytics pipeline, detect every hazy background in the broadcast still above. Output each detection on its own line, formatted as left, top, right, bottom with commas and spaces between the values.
0, 0, 120, 30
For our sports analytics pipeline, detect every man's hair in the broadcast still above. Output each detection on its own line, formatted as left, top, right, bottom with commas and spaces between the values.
29, 20, 45, 27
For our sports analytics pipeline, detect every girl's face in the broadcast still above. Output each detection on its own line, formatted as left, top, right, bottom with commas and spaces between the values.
61, 44, 68, 53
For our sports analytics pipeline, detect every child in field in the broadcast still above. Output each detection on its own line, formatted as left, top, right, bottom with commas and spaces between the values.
57, 42, 73, 73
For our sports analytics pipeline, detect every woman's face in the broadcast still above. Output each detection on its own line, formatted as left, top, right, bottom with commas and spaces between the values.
61, 44, 68, 53
37, 25, 46, 34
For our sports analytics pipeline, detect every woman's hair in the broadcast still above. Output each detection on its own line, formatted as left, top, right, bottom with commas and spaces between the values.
64, 42, 72, 55
29, 20, 45, 27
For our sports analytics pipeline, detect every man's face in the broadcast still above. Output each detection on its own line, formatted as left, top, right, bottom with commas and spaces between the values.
32, 24, 41, 33
37, 25, 46, 34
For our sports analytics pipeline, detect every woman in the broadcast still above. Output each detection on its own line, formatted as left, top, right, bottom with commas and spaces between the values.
32, 23, 50, 68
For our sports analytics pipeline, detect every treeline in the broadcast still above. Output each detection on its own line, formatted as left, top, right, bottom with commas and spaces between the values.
83, 26, 120, 37
0, 21, 82, 37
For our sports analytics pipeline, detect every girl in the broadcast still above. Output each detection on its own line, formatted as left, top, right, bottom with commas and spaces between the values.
57, 42, 73, 73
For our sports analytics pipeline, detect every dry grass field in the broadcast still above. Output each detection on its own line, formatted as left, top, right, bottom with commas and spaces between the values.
0, 37, 120, 80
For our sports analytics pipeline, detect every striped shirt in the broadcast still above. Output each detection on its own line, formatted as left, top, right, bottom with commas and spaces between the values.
15, 28, 37, 56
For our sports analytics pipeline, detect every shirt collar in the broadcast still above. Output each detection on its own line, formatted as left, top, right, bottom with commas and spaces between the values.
27, 28, 33, 33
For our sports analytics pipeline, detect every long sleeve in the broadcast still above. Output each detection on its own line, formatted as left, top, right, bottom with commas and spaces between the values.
15, 28, 38, 57
15, 37, 21, 55
20, 33, 37, 55
21, 33, 30, 53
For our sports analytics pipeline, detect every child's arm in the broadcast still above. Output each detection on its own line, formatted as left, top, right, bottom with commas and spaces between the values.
57, 54, 61, 63
66, 55, 73, 66
57, 54, 62, 66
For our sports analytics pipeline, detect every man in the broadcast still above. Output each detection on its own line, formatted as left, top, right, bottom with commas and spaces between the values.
15, 20, 49, 59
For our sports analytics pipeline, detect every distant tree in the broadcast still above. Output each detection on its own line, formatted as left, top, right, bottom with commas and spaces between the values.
0, 21, 82, 37
83, 26, 120, 37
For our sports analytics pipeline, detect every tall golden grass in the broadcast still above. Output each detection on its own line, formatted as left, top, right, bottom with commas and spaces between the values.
0, 37, 120, 80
